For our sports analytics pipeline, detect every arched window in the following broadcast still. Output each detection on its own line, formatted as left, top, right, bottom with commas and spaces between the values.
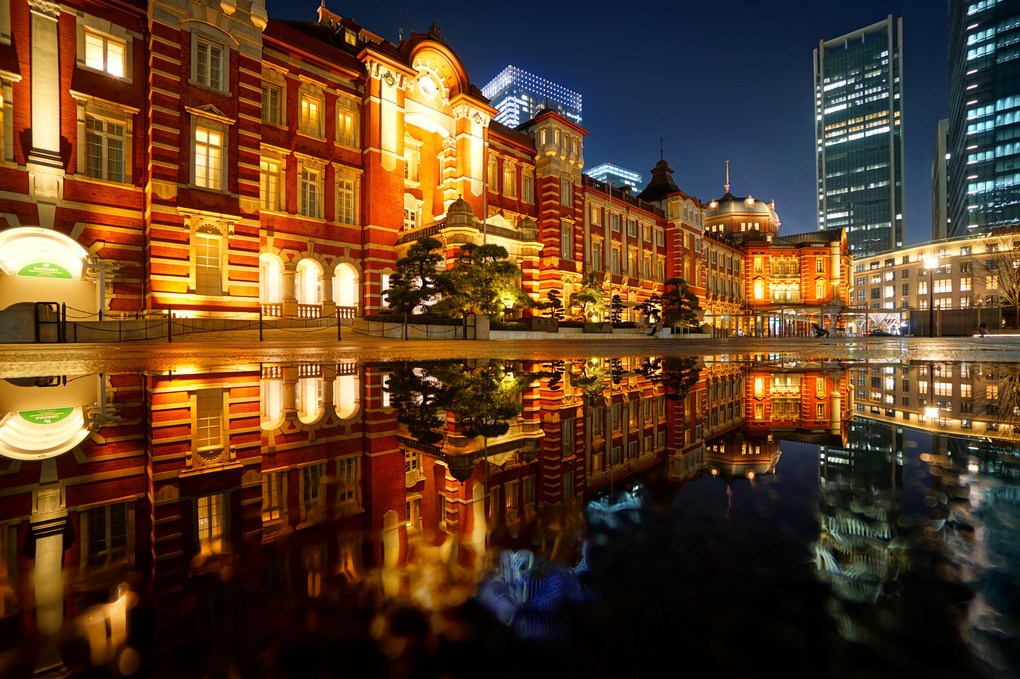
296, 259, 323, 306
259, 253, 284, 304
334, 374, 360, 419
333, 263, 359, 311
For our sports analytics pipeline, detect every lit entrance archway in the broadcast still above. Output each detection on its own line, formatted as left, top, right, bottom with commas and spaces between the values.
259, 253, 284, 316
333, 262, 359, 314
296, 259, 323, 317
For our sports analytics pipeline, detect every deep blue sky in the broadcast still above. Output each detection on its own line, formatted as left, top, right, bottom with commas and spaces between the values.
266, 0, 948, 246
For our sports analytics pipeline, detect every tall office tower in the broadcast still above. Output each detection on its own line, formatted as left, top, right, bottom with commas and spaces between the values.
814, 16, 905, 257
933, 118, 949, 241
587, 162, 642, 193
481, 65, 582, 128
947, 0, 1020, 237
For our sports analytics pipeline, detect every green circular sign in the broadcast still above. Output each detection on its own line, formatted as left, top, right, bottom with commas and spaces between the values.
18, 262, 73, 279
19, 407, 74, 425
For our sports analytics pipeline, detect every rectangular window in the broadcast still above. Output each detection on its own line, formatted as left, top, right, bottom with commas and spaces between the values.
85, 115, 125, 182
259, 160, 281, 211
195, 40, 223, 90
194, 126, 222, 190
611, 246, 620, 274
336, 97, 359, 147
960, 261, 972, 273
815, 259, 824, 273
560, 177, 572, 207
627, 219, 637, 237
337, 456, 359, 504
196, 494, 224, 555
987, 384, 999, 400
610, 213, 620, 232
403, 207, 417, 231
505, 480, 519, 520
84, 29, 125, 77
85, 502, 129, 567
523, 476, 535, 505
902, 283, 910, 296
522, 174, 534, 203
194, 388, 223, 450
960, 276, 972, 291
261, 84, 282, 125
561, 418, 575, 456
591, 241, 603, 270
590, 205, 602, 226
562, 472, 574, 500
561, 223, 572, 260
336, 176, 355, 224
815, 403, 825, 420
300, 167, 320, 218
299, 95, 322, 137
503, 165, 516, 197
988, 274, 999, 290
262, 472, 283, 522
195, 235, 222, 295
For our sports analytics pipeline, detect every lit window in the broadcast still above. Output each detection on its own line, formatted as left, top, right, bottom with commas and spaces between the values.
195, 234, 222, 295
84, 29, 125, 77
522, 174, 534, 203
195, 39, 223, 90
503, 164, 516, 197
260, 159, 282, 212
194, 125, 222, 190
85, 115, 126, 183
337, 96, 359, 147
196, 494, 224, 555
560, 177, 572, 207
403, 207, 417, 231
300, 94, 322, 136
300, 167, 321, 218
561, 222, 572, 260
194, 388, 224, 450
336, 176, 356, 224
261, 84, 282, 125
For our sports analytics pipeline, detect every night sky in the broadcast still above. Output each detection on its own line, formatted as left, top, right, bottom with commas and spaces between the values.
265, 0, 949, 246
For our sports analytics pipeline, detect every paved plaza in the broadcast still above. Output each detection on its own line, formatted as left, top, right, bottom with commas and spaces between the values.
2, 334, 1018, 378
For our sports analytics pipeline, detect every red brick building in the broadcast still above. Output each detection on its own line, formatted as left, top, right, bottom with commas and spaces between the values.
0, 0, 848, 334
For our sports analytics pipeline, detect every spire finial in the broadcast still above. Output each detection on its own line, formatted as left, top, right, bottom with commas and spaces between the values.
660, 137, 664, 161
724, 160, 731, 193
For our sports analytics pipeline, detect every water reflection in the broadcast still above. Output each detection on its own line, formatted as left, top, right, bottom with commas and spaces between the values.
0, 357, 1016, 676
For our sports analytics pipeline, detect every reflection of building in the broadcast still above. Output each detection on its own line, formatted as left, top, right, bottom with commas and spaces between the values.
0, 356, 860, 672
853, 360, 1017, 440
948, 0, 1020, 236
481, 65, 582, 127
814, 423, 905, 641
587, 162, 642, 194
814, 16, 905, 257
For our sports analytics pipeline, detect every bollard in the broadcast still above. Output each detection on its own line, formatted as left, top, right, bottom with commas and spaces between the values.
337, 308, 342, 341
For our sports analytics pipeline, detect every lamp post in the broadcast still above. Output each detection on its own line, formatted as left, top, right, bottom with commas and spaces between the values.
925, 257, 938, 337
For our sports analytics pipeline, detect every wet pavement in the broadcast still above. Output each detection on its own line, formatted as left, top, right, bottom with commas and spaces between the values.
2, 335, 1019, 378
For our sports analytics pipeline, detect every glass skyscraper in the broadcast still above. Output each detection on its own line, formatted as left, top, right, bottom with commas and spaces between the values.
587, 162, 642, 193
481, 65, 582, 128
947, 0, 1020, 237
814, 16, 905, 257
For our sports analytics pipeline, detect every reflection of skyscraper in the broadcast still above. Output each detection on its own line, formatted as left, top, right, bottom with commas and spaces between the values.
814, 423, 905, 641
814, 16, 904, 257
481, 65, 582, 128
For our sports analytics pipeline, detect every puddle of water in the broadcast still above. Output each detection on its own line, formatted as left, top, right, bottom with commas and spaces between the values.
0, 355, 1015, 678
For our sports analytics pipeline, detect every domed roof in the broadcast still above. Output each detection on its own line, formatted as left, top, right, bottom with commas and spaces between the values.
448, 196, 474, 216
705, 191, 777, 219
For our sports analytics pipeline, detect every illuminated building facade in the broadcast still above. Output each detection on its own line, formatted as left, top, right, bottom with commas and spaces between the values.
852, 229, 1016, 335
702, 180, 852, 336
814, 15, 904, 257
0, 0, 846, 339
948, 0, 1020, 237
481, 65, 582, 128
586, 162, 642, 194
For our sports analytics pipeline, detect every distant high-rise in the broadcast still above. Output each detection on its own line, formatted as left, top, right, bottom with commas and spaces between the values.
481, 65, 582, 128
587, 162, 642, 193
814, 16, 904, 257
933, 118, 949, 242
947, 0, 1020, 237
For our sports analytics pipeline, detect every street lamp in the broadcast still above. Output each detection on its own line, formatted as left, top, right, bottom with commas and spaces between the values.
925, 257, 938, 337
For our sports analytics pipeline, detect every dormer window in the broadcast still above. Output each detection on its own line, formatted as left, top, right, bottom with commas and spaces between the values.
344, 29, 356, 46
